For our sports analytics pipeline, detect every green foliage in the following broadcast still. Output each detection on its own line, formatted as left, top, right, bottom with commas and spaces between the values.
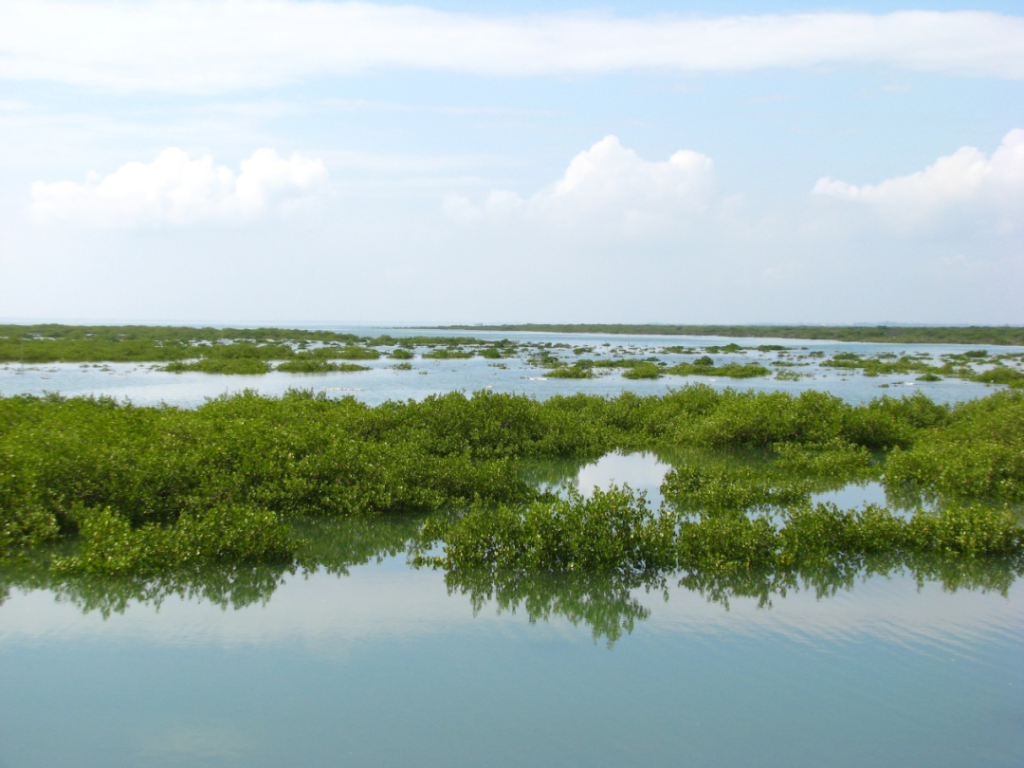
883, 391, 1024, 500
2, 386, 1022, 576
546, 365, 595, 379
52, 503, 295, 575
275, 360, 369, 374
771, 438, 876, 477
423, 348, 475, 359
162, 358, 272, 374
842, 392, 950, 449
0, 465, 59, 557
199, 341, 294, 360
423, 485, 1024, 576
667, 390, 848, 448
665, 361, 770, 379
661, 464, 811, 515
622, 362, 662, 379
972, 366, 1024, 386
418, 486, 677, 573
0, 390, 541, 568
295, 345, 381, 361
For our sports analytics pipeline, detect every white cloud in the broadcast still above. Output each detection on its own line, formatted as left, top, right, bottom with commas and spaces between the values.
813, 129, 1024, 232
30, 147, 327, 227
1, 3, 1023, 93
444, 136, 716, 234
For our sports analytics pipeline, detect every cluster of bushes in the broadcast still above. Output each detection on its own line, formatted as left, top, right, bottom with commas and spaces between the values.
274, 360, 369, 374
420, 486, 1023, 575
663, 361, 771, 379
163, 359, 273, 375
0, 323, 501, 365
2, 386, 1022, 575
541, 356, 771, 381
0, 325, 369, 363
884, 390, 1024, 500
546, 365, 595, 379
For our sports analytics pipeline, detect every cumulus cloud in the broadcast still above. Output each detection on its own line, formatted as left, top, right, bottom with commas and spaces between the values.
1, 3, 1023, 93
813, 129, 1024, 232
30, 147, 327, 227
444, 136, 716, 234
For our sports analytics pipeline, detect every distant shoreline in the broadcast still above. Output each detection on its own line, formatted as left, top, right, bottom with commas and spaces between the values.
413, 324, 1024, 346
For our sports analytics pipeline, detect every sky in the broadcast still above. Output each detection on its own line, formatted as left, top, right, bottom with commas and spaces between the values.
1, 0, 1022, 326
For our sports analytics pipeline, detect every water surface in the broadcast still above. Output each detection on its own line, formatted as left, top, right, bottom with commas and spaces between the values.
2, 327, 1023, 767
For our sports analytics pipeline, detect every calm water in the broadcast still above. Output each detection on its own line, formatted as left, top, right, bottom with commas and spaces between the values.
2, 327, 1023, 767
1, 327, 1013, 407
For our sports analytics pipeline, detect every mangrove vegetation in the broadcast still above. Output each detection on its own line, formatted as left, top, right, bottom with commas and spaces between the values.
2, 386, 1023, 588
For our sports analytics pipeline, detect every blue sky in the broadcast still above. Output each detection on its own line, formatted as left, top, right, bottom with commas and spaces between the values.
1, 1, 1022, 325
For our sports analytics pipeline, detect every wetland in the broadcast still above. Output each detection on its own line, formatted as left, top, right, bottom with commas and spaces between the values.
2, 323, 1024, 767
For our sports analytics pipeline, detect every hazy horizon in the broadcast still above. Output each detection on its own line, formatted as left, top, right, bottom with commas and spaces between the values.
2, 1, 1022, 325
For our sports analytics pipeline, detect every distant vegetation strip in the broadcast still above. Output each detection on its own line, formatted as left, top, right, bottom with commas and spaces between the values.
4, 325, 1023, 392
0, 323, 480, 363
422, 324, 1024, 346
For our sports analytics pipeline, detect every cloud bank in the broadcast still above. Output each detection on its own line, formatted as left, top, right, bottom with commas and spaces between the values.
444, 136, 716, 234
1, 3, 1023, 93
814, 129, 1024, 232
30, 148, 327, 227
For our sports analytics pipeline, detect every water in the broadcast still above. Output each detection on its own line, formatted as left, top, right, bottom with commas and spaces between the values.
2, 327, 1023, 766
2, 327, 1016, 408
3, 536, 1023, 767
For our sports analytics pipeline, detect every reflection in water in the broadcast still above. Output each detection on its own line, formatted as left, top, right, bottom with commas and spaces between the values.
4, 491, 1023, 645
528, 448, 1006, 519
0, 514, 426, 618
439, 555, 1024, 646
2, 451, 1022, 647
293, 514, 426, 576
442, 568, 669, 647
1, 559, 299, 618
5, 511, 1022, 647
519, 454, 599, 490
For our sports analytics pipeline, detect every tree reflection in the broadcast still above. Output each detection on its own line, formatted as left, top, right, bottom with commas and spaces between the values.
0, 513, 425, 617
442, 567, 668, 648
433, 554, 1024, 646
0, 560, 298, 618
2, 516, 1021, 643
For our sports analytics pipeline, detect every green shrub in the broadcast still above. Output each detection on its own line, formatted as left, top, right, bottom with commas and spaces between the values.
163, 359, 272, 374
275, 360, 369, 374
622, 362, 662, 379
52, 503, 296, 575
546, 365, 595, 379
419, 486, 676, 573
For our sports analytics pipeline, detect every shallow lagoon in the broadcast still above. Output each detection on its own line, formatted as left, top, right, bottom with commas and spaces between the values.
2, 327, 1023, 767
0, 326, 1012, 408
